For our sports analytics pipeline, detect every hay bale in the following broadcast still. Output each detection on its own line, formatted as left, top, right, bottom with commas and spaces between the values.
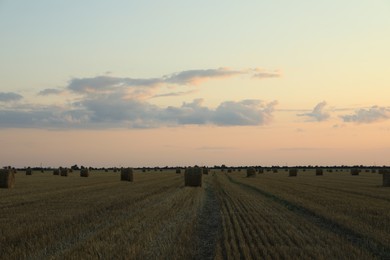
121, 168, 133, 182
176, 168, 181, 174
53, 169, 60, 175
289, 168, 298, 177
257, 168, 264, 174
247, 167, 256, 177
26, 167, 32, 175
184, 167, 202, 187
316, 168, 323, 176
382, 169, 390, 187
80, 168, 89, 177
0, 169, 15, 188
351, 168, 360, 176
60, 168, 69, 177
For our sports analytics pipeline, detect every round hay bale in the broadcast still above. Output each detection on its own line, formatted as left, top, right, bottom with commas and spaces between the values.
80, 168, 89, 177
26, 167, 32, 175
316, 168, 323, 176
381, 168, 390, 187
53, 169, 60, 175
247, 167, 256, 177
121, 167, 134, 182
257, 168, 264, 174
60, 168, 69, 177
184, 167, 202, 187
0, 169, 15, 188
351, 168, 360, 176
289, 168, 298, 177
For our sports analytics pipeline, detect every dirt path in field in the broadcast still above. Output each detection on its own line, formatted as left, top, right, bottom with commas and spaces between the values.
226, 173, 390, 259
193, 175, 222, 260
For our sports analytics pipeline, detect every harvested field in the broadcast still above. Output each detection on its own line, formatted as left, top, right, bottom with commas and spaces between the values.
0, 169, 389, 259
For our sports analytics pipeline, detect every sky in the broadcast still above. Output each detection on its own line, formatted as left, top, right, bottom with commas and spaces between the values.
1, 1, 390, 168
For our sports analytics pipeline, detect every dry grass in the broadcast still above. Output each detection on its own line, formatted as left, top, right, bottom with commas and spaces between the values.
0, 170, 207, 259
225, 169, 390, 258
1, 168, 389, 259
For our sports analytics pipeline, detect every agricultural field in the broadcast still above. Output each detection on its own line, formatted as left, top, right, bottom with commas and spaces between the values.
1, 168, 390, 259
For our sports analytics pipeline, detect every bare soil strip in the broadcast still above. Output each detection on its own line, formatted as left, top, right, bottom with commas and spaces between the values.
226, 173, 390, 259
193, 176, 222, 260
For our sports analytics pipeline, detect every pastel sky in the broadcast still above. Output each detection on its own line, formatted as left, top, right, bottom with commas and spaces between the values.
1, 1, 390, 168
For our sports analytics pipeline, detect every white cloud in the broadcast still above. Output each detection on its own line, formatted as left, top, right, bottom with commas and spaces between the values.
0, 67, 280, 129
340, 106, 390, 123
297, 101, 330, 122
213, 100, 277, 126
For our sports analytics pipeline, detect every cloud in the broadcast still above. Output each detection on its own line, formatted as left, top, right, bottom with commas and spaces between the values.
213, 100, 277, 126
0, 92, 23, 102
64, 67, 280, 98
152, 89, 198, 98
251, 68, 281, 79
340, 106, 390, 123
68, 76, 162, 94
163, 68, 242, 85
0, 96, 277, 129
0, 105, 89, 128
278, 147, 323, 151
0, 67, 280, 129
297, 101, 330, 121
197, 146, 236, 150
38, 88, 66, 96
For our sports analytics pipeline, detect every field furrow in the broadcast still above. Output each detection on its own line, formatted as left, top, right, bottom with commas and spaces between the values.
227, 172, 390, 259
214, 172, 378, 259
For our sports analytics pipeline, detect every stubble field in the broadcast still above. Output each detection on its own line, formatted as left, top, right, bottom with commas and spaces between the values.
1, 169, 389, 259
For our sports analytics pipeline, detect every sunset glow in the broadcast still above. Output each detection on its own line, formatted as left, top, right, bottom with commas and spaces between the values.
1, 1, 389, 167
